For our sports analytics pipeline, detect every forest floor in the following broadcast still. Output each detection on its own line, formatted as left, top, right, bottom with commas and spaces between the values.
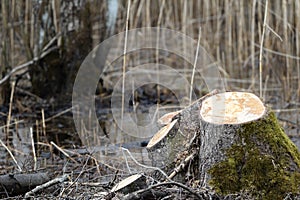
0, 83, 299, 199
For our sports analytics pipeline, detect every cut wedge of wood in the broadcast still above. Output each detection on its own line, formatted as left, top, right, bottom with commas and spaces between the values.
157, 110, 182, 125
147, 119, 178, 149
111, 174, 146, 194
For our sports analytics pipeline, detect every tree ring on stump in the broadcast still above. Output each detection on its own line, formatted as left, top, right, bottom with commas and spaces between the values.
200, 92, 265, 124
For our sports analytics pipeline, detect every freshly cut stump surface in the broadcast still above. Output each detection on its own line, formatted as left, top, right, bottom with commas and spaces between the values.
200, 92, 265, 124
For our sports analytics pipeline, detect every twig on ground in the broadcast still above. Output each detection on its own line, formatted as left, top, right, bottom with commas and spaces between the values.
122, 146, 132, 173
15, 86, 44, 102
0, 138, 22, 172
24, 174, 69, 198
60, 158, 90, 197
50, 141, 78, 163
43, 107, 73, 123
0, 120, 24, 129
122, 181, 203, 200
121, 147, 171, 181
168, 151, 196, 179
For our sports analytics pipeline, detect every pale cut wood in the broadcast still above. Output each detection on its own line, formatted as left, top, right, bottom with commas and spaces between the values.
157, 110, 182, 125
111, 174, 146, 194
200, 92, 265, 124
147, 119, 178, 148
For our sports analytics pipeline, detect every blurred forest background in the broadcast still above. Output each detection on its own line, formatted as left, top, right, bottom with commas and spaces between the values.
0, 0, 300, 153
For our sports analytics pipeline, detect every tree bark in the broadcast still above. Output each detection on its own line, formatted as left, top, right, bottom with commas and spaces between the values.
147, 91, 300, 199
0, 172, 49, 196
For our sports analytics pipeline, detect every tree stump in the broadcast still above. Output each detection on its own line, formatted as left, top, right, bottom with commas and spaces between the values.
147, 91, 300, 199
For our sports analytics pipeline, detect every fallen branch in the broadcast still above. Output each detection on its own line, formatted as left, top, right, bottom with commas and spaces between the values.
168, 151, 197, 180
50, 141, 79, 163
24, 174, 69, 198
0, 46, 58, 86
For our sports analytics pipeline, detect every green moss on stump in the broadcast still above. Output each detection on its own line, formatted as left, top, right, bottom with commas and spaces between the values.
208, 112, 300, 199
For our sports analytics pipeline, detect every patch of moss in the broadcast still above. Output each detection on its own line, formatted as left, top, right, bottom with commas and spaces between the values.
208, 111, 300, 199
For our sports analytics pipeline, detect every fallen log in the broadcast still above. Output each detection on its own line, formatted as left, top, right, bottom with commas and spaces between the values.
0, 172, 49, 196
147, 91, 300, 199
